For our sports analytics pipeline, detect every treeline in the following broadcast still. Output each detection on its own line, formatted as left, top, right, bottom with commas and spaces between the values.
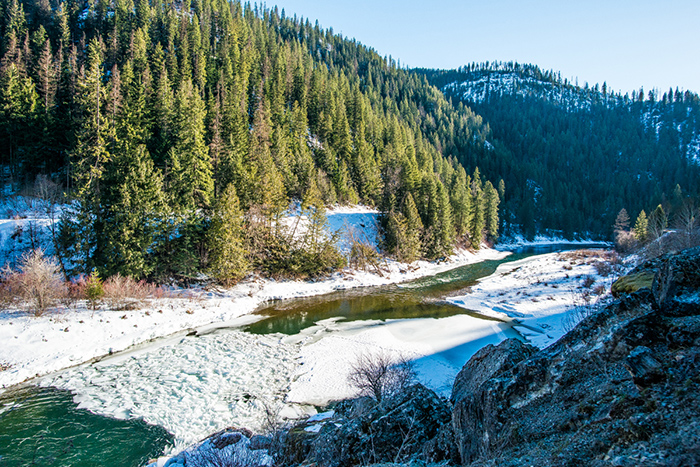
613, 190, 700, 256
0, 0, 500, 282
420, 62, 700, 239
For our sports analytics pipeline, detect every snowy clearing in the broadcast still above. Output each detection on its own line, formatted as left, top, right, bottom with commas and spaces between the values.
284, 313, 518, 405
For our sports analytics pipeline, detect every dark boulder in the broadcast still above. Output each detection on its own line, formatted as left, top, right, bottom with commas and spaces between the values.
452, 338, 539, 403
652, 246, 700, 313
623, 346, 664, 388
298, 384, 455, 466
450, 338, 538, 463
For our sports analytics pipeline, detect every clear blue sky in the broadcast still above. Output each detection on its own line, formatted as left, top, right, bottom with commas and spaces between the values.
271, 0, 700, 95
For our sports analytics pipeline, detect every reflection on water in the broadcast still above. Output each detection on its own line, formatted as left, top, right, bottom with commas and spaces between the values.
247, 244, 608, 335
0, 386, 172, 467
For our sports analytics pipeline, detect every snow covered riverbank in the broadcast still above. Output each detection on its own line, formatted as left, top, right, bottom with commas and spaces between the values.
1, 201, 622, 460
0, 225, 507, 392
447, 249, 623, 348
0, 242, 507, 454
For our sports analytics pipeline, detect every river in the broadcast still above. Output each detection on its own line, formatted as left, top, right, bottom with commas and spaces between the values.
0, 244, 603, 466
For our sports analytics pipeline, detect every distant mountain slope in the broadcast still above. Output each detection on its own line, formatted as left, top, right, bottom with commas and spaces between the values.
420, 62, 700, 238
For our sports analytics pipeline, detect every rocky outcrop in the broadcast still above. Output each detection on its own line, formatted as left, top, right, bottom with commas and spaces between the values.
451, 338, 538, 462
283, 384, 456, 466
451, 247, 700, 466
278, 248, 700, 467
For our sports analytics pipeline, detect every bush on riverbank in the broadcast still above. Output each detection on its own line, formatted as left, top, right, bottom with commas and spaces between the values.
0, 249, 170, 315
1, 249, 66, 316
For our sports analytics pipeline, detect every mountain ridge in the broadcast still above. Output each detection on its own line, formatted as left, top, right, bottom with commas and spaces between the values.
419, 62, 700, 239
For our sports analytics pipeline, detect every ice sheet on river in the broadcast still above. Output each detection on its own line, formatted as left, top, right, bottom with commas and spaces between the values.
38, 313, 517, 450
40, 330, 304, 451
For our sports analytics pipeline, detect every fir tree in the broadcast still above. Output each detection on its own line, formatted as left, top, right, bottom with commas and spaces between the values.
633, 210, 648, 243
484, 181, 500, 242
101, 145, 165, 278
399, 192, 423, 262
168, 77, 213, 211
614, 208, 630, 234
208, 183, 249, 286
468, 168, 485, 248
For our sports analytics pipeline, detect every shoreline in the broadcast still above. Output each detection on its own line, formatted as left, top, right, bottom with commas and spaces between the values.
0, 243, 623, 460
0, 246, 509, 393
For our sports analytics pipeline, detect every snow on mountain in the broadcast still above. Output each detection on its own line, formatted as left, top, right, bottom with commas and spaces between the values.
444, 67, 700, 166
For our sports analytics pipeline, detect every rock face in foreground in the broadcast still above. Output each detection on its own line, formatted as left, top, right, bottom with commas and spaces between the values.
452, 247, 700, 466
285, 383, 456, 466
450, 338, 538, 463
280, 248, 700, 467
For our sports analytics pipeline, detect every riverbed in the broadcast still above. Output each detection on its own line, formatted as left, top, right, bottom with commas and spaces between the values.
0, 244, 609, 465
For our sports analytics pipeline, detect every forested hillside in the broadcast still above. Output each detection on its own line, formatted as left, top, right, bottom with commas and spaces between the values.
0, 0, 501, 282
421, 62, 700, 238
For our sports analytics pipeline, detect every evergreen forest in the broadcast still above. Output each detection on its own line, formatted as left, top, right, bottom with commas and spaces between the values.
0, 0, 501, 282
421, 62, 700, 239
1, 0, 698, 284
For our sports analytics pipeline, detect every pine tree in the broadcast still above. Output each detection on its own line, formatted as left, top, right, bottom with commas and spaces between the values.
386, 210, 409, 260
399, 192, 423, 262
614, 208, 630, 234
208, 183, 249, 286
633, 210, 648, 243
101, 145, 165, 278
67, 39, 111, 272
168, 78, 213, 211
451, 169, 471, 237
35, 38, 57, 116
484, 181, 500, 242
468, 168, 485, 248
0, 63, 39, 177
98, 60, 165, 278
497, 178, 506, 234
248, 97, 287, 217
434, 180, 454, 257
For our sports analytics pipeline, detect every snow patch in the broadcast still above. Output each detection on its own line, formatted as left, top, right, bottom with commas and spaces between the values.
447, 251, 619, 349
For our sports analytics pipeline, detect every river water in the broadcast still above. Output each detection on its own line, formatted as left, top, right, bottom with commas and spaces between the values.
0, 244, 603, 466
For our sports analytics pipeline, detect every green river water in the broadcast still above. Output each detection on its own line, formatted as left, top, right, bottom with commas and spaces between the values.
0, 244, 604, 466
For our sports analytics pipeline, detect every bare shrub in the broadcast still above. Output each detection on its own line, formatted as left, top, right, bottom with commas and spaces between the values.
563, 289, 608, 333
150, 285, 177, 299
581, 275, 596, 289
348, 350, 416, 403
11, 249, 66, 316
673, 199, 699, 249
593, 260, 613, 277
615, 230, 638, 254
66, 275, 88, 301
639, 228, 700, 260
560, 249, 603, 262
103, 274, 157, 310
350, 239, 382, 272
0, 265, 22, 308
184, 439, 267, 467
593, 284, 607, 296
